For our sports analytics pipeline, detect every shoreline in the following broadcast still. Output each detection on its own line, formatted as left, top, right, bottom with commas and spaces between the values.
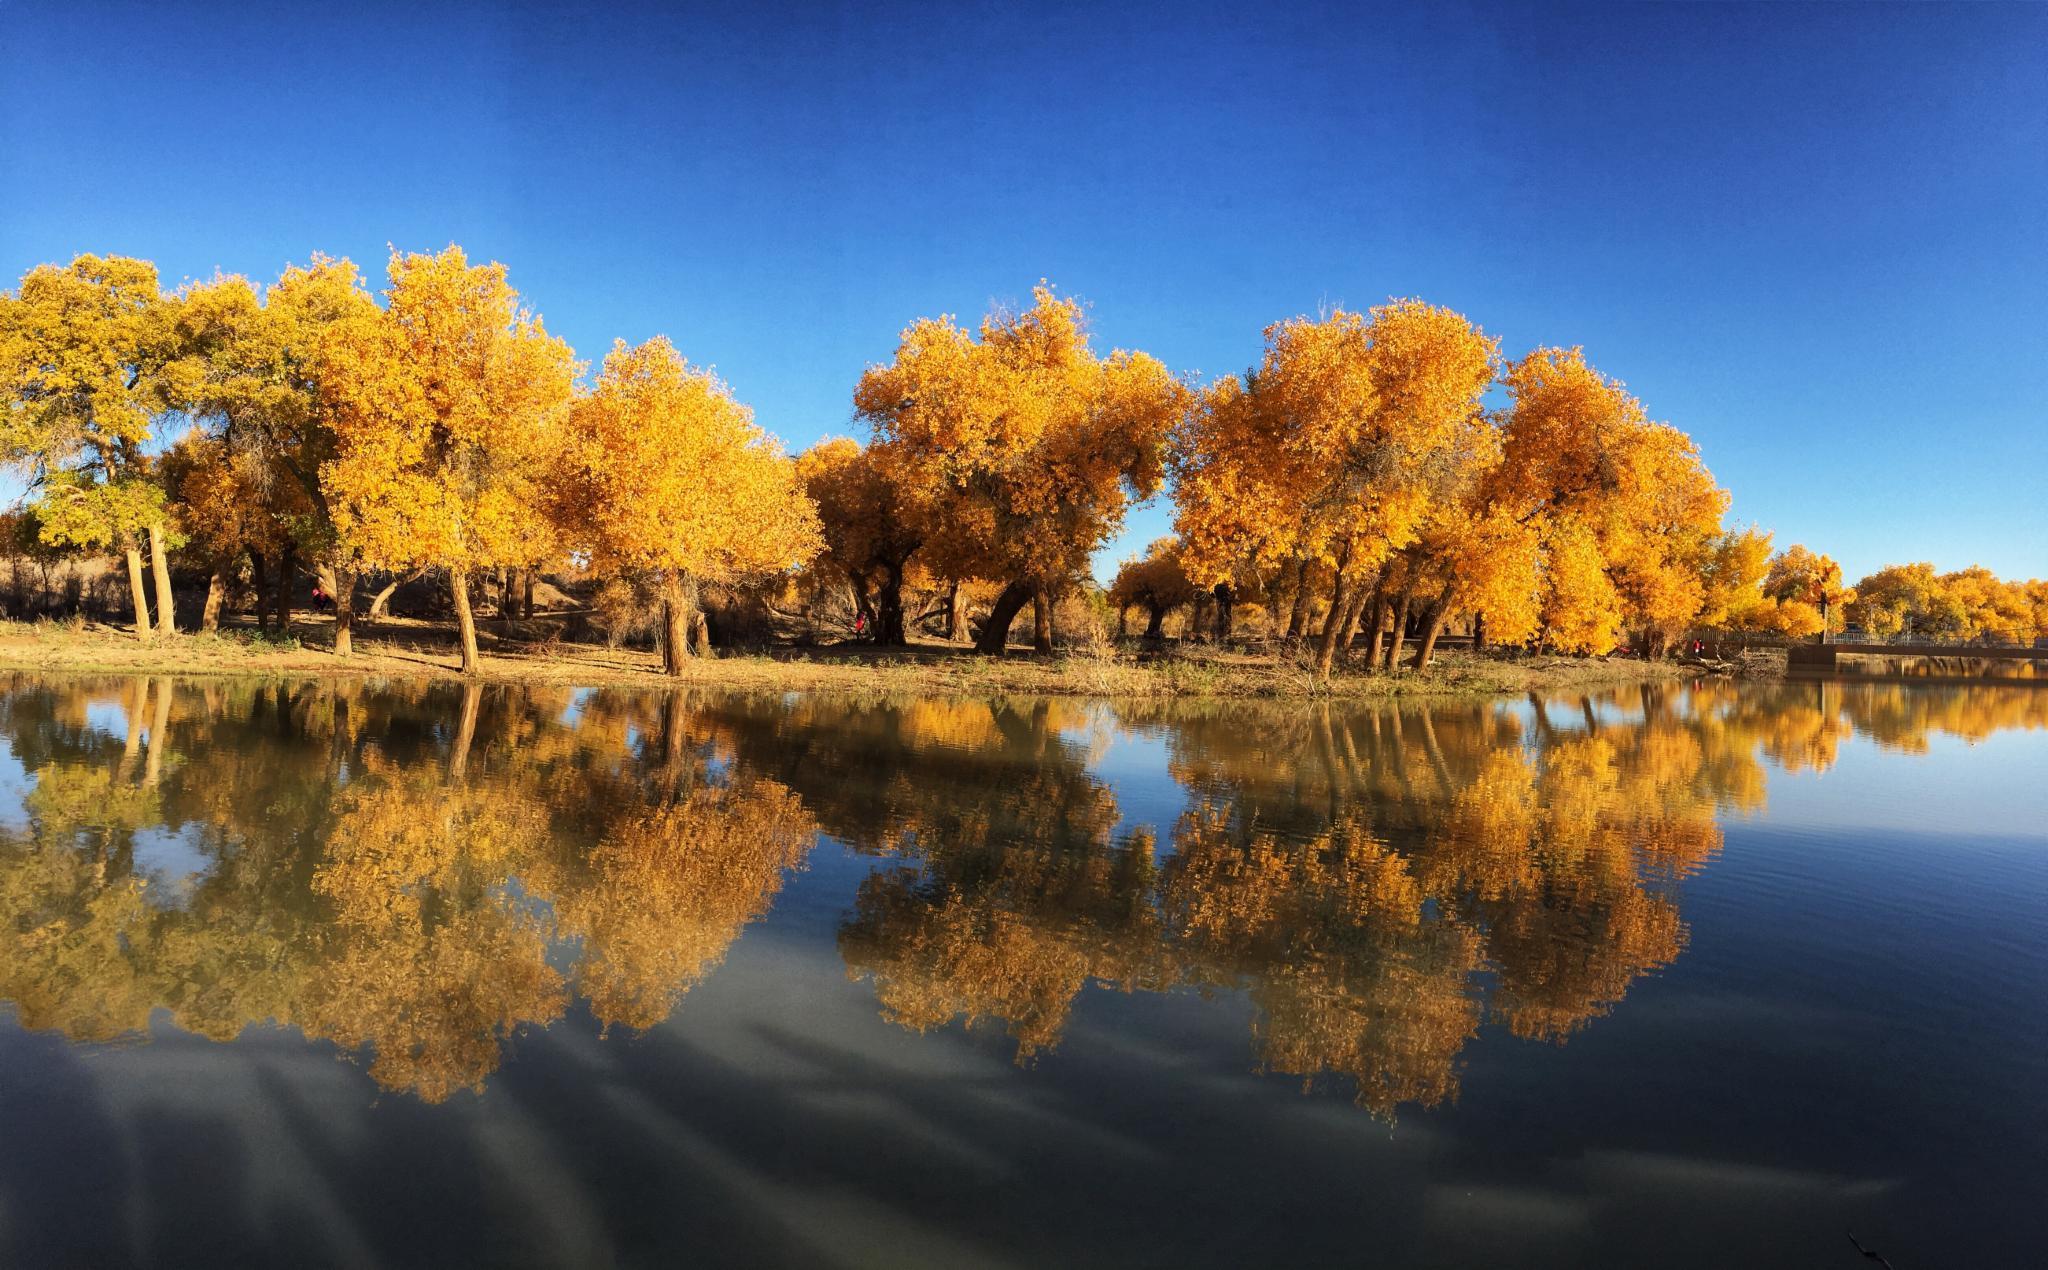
0, 618, 1733, 700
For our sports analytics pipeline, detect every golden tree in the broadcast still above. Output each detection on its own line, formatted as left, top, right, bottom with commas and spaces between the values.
1491, 347, 1729, 655
854, 285, 1188, 654
1370, 409, 1541, 671
1106, 537, 1197, 640
1695, 526, 1775, 635
0, 255, 184, 639
321, 248, 578, 672
1761, 544, 1852, 641
156, 435, 303, 632
796, 436, 928, 643
1846, 562, 1951, 639
174, 258, 385, 651
1936, 565, 2036, 644
1172, 302, 1499, 676
558, 337, 821, 674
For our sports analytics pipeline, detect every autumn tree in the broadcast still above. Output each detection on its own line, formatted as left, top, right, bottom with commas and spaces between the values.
1935, 565, 2036, 644
1371, 408, 1542, 671
1172, 302, 1499, 677
174, 259, 385, 651
557, 337, 820, 674
0, 505, 81, 616
1695, 526, 1774, 635
1842, 563, 2046, 644
1761, 545, 1853, 642
1844, 562, 1944, 639
157, 435, 303, 632
320, 248, 577, 673
0, 255, 185, 638
1107, 537, 1197, 641
796, 436, 927, 644
854, 285, 1187, 655
1489, 347, 1729, 656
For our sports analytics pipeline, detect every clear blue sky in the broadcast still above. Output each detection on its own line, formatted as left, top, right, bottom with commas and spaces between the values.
4, 1, 2043, 583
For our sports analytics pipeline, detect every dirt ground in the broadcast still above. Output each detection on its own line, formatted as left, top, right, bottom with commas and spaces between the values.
0, 613, 1706, 700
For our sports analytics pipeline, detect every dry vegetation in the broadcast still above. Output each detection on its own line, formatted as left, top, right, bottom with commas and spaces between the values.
0, 614, 1699, 700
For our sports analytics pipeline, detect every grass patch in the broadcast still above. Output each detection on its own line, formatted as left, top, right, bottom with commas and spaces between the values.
0, 616, 1711, 700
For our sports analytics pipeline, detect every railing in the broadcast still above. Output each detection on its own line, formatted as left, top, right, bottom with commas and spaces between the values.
1840, 631, 2048, 650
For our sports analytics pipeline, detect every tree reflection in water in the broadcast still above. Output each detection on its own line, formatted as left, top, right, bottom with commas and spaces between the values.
0, 674, 2040, 1113
0, 676, 816, 1101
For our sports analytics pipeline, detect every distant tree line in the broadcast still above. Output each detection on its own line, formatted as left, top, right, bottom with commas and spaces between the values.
4, 251, 2042, 675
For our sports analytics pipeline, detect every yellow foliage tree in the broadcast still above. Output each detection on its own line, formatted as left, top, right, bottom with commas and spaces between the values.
175, 258, 384, 651
558, 337, 821, 673
796, 436, 928, 644
1696, 526, 1775, 634
854, 285, 1188, 654
1761, 544, 1853, 642
0, 255, 184, 639
1172, 302, 1499, 676
1491, 347, 1729, 655
321, 248, 578, 672
1107, 537, 1198, 640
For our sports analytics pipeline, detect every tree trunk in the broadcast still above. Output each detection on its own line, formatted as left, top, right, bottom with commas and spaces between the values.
873, 560, 908, 645
1384, 589, 1413, 672
1286, 559, 1311, 639
974, 580, 1034, 655
449, 565, 480, 674
1363, 591, 1391, 667
1116, 606, 1129, 639
1336, 586, 1370, 663
248, 551, 270, 633
328, 564, 359, 657
690, 607, 712, 657
522, 571, 535, 619
147, 523, 177, 636
200, 568, 226, 633
1343, 579, 1379, 650
659, 570, 699, 675
1143, 603, 1166, 642
273, 547, 294, 637
943, 580, 968, 643
1031, 585, 1054, 653
1413, 587, 1454, 670
1213, 582, 1234, 645
124, 547, 152, 641
1473, 610, 1487, 651
1313, 573, 1354, 679
368, 574, 402, 619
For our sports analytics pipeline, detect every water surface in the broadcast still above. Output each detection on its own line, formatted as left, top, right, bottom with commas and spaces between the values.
1, 674, 2043, 1268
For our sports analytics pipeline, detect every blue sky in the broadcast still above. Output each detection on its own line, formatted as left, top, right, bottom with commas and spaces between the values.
4, 1, 2043, 583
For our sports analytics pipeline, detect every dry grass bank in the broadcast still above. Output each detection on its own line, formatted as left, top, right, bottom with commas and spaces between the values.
0, 615, 1704, 700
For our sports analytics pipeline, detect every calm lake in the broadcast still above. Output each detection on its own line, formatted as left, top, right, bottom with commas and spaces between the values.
0, 674, 2042, 1268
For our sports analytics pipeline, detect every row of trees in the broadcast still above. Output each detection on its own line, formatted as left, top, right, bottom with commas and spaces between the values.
1843, 562, 2047, 644
8, 250, 2042, 676
1, 250, 819, 673
1116, 532, 2048, 656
